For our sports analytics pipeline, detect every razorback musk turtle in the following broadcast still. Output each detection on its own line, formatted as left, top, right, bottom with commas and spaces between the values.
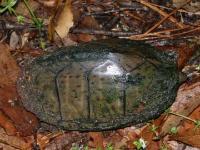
18, 38, 182, 131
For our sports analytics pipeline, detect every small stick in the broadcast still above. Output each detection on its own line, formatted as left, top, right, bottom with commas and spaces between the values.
168, 112, 196, 123
71, 28, 137, 36
128, 26, 200, 40
136, 0, 184, 28
142, 0, 192, 35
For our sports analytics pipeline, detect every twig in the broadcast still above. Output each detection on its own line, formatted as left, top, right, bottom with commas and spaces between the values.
71, 28, 138, 36
142, 0, 192, 35
0, 20, 44, 31
150, 3, 200, 15
168, 26, 200, 37
128, 26, 200, 40
169, 112, 196, 123
131, 26, 191, 37
85, 7, 139, 16
136, 0, 184, 28
71, 25, 200, 41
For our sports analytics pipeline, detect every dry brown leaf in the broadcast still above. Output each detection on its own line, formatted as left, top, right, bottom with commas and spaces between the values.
0, 111, 17, 136
177, 45, 194, 69
0, 85, 39, 137
88, 132, 104, 149
167, 140, 194, 150
9, 31, 20, 50
15, 0, 39, 18
161, 81, 200, 135
72, 33, 96, 43
54, 0, 73, 39
69, 2, 101, 42
169, 107, 200, 148
43, 132, 88, 150
173, 0, 200, 13
18, 46, 44, 57
36, 0, 58, 7
0, 128, 33, 149
0, 43, 38, 136
103, 132, 122, 147
0, 43, 20, 85
173, 134, 200, 148
178, 106, 200, 137
139, 115, 166, 150
122, 127, 140, 149
99, 127, 140, 149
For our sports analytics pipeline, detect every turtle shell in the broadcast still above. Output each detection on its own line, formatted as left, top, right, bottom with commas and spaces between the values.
18, 39, 181, 131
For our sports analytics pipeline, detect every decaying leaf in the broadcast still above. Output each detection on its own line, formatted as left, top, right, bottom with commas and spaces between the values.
9, 31, 20, 50
170, 107, 200, 148
172, 134, 200, 148
161, 81, 200, 135
0, 110, 16, 136
88, 132, 104, 149
0, 43, 38, 136
15, 0, 40, 18
139, 115, 166, 150
0, 128, 33, 149
177, 44, 194, 69
54, 0, 73, 39
173, 0, 200, 13
167, 140, 197, 150
0, 44, 20, 85
36, 0, 58, 7
43, 132, 88, 150
120, 127, 140, 149
70, 5, 101, 42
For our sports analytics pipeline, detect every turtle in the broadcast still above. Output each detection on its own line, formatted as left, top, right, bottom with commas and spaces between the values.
17, 38, 184, 131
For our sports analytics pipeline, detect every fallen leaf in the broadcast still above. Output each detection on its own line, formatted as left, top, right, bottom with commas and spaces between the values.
37, 0, 57, 7
0, 44, 20, 85
0, 111, 16, 136
0, 43, 38, 136
172, 134, 200, 148
177, 44, 194, 69
60, 35, 77, 46
123, 127, 141, 149
161, 81, 200, 136
88, 132, 104, 149
16, 46, 44, 57
170, 107, 200, 148
0, 82, 39, 137
54, 0, 73, 39
71, 33, 96, 43
167, 140, 189, 150
173, 0, 200, 13
15, 0, 39, 18
9, 31, 20, 50
70, 3, 100, 42
0, 128, 33, 149
43, 132, 88, 150
102, 127, 139, 149
140, 115, 166, 150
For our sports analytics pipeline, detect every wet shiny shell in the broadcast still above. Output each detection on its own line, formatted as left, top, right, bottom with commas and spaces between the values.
18, 39, 180, 131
